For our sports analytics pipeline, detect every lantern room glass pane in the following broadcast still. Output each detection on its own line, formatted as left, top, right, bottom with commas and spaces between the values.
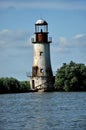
35, 25, 48, 33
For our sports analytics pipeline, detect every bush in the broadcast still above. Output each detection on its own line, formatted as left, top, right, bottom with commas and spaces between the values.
0, 77, 30, 94
55, 61, 86, 91
19, 81, 30, 92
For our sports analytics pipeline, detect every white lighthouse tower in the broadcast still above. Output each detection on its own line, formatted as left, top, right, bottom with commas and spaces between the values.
30, 19, 55, 91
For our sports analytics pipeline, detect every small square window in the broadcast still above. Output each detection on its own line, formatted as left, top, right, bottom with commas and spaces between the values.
40, 51, 43, 56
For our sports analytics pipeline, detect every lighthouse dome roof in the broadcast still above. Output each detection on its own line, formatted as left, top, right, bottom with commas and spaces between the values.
35, 19, 48, 25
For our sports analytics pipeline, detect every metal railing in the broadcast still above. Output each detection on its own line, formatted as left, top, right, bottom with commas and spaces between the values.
31, 37, 52, 43
26, 71, 56, 77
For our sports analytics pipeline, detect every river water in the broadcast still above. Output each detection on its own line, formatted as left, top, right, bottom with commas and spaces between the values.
0, 92, 86, 130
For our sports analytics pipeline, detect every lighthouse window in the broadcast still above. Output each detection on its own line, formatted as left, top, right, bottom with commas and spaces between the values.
40, 51, 43, 56
40, 69, 44, 73
32, 66, 38, 76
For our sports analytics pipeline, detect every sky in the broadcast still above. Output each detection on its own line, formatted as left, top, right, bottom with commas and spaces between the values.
0, 0, 86, 80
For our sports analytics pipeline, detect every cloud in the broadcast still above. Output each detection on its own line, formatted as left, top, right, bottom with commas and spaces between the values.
0, 29, 33, 80
51, 33, 86, 71
73, 34, 86, 47
73, 34, 86, 39
0, 29, 33, 58
57, 37, 68, 46
52, 33, 86, 53
52, 36, 70, 53
0, 29, 32, 48
0, 0, 86, 10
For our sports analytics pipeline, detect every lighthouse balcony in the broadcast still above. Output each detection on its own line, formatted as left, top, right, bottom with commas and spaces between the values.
26, 71, 56, 77
31, 37, 52, 43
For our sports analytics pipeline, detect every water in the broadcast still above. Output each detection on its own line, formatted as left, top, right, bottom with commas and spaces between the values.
0, 92, 86, 130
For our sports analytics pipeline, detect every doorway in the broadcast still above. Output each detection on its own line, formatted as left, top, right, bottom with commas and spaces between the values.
32, 80, 35, 89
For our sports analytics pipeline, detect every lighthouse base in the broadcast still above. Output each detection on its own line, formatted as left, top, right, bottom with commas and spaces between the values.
30, 76, 55, 92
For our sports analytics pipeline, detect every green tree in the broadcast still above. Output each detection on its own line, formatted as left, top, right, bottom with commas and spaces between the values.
0, 77, 30, 94
0, 77, 31, 94
8, 77, 20, 93
55, 61, 86, 91
19, 81, 30, 92
0, 77, 20, 93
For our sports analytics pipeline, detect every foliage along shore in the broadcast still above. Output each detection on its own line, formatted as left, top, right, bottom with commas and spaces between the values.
0, 77, 31, 94
0, 61, 86, 94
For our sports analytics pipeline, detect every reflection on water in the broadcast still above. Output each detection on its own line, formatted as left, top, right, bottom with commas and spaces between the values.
0, 92, 86, 130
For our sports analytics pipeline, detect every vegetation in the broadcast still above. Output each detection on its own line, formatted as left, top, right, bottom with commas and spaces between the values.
0, 61, 86, 94
55, 61, 86, 91
0, 77, 30, 94
19, 81, 30, 92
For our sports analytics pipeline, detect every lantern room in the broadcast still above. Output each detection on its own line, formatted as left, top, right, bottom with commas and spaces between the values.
35, 19, 48, 33
32, 19, 52, 43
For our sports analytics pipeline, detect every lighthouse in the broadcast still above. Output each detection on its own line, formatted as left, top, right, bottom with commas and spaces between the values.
30, 19, 55, 91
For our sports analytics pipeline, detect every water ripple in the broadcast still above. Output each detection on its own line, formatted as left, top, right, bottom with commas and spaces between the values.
0, 92, 86, 130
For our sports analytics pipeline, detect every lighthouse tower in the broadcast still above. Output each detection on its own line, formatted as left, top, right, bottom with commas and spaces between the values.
30, 19, 55, 91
